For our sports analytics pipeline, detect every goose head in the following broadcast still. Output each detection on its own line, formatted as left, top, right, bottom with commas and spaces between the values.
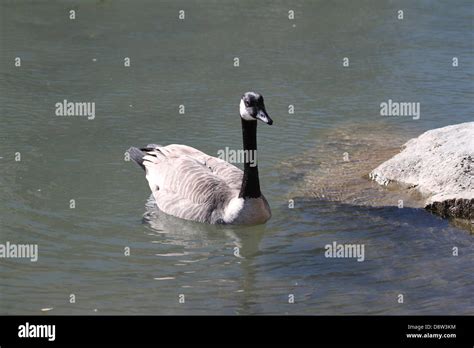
240, 92, 273, 125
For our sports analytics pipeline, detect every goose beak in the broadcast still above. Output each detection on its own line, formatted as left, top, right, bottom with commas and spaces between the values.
256, 108, 273, 125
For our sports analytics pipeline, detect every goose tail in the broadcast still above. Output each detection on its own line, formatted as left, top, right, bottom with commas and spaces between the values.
127, 147, 147, 170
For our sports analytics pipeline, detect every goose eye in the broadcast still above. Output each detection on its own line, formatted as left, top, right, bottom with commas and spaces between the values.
244, 100, 250, 107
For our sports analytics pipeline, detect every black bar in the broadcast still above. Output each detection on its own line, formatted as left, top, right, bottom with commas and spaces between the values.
0, 316, 472, 346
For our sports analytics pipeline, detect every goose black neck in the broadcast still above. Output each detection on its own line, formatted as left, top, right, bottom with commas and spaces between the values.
239, 119, 261, 199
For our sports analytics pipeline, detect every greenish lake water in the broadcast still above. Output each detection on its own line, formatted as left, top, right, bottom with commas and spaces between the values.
0, 0, 473, 314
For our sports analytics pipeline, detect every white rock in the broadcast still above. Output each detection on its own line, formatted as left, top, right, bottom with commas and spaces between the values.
370, 122, 474, 219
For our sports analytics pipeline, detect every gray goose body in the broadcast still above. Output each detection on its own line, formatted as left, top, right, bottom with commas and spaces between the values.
128, 92, 273, 225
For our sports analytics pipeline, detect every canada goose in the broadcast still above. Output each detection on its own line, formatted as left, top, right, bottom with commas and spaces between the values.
127, 92, 273, 225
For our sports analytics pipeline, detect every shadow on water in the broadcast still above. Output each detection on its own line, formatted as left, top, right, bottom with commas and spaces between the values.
142, 195, 268, 314
264, 198, 473, 314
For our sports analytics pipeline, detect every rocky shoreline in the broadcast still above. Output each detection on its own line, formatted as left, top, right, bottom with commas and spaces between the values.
370, 122, 474, 221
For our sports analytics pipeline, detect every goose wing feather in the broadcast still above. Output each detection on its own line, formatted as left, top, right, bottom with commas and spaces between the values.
142, 144, 243, 223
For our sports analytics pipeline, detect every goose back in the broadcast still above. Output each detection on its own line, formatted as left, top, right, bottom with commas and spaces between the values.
140, 144, 246, 223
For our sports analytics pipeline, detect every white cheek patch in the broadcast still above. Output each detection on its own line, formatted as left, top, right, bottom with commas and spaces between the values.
240, 100, 254, 121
